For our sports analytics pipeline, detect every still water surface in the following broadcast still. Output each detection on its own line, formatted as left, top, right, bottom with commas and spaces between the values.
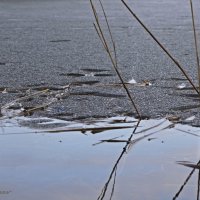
0, 116, 199, 200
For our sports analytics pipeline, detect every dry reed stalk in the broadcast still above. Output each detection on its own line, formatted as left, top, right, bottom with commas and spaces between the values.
189, 0, 200, 95
90, 0, 141, 119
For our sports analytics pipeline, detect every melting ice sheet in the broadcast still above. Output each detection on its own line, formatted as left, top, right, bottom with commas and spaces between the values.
0, 116, 200, 200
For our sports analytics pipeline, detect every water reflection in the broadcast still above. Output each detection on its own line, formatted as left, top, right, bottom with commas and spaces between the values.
97, 120, 141, 200
96, 118, 200, 200
173, 160, 200, 200
0, 116, 199, 200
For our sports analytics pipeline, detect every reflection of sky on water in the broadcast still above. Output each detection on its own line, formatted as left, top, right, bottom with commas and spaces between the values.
115, 132, 199, 200
0, 117, 199, 200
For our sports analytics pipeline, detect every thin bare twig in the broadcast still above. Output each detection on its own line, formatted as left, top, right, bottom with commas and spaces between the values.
98, 0, 118, 66
93, 23, 107, 50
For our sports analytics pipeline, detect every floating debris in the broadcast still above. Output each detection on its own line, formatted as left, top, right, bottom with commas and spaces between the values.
147, 137, 157, 141
177, 161, 200, 169
46, 125, 134, 134
128, 78, 137, 84
100, 139, 129, 143
85, 72, 95, 77
22, 103, 50, 116
185, 115, 196, 121
127, 79, 152, 87
177, 83, 186, 89
166, 115, 181, 122
2, 89, 7, 94
138, 80, 152, 86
